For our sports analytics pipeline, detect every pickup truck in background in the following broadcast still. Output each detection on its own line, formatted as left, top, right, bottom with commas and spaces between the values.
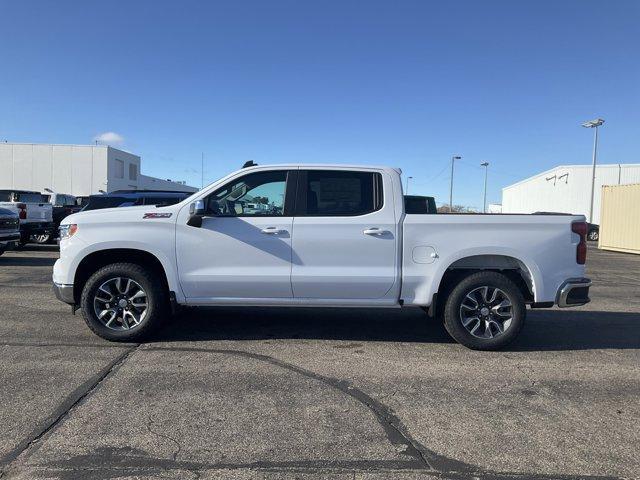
33, 192, 82, 244
53, 164, 591, 350
0, 190, 54, 247
0, 207, 20, 256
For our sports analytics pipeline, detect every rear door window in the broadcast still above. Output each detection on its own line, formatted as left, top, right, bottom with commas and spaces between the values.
297, 170, 383, 216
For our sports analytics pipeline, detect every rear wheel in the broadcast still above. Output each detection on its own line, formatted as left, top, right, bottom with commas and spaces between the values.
80, 262, 168, 342
32, 233, 52, 244
588, 229, 599, 241
443, 271, 526, 350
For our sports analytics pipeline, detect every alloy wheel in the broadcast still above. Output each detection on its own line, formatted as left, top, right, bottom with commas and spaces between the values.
93, 277, 148, 330
459, 286, 513, 339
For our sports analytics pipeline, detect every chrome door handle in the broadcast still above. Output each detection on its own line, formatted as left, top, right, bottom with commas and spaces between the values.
261, 227, 286, 235
363, 228, 389, 236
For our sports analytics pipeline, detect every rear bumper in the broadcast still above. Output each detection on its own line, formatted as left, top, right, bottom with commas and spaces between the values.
556, 278, 591, 308
53, 282, 75, 305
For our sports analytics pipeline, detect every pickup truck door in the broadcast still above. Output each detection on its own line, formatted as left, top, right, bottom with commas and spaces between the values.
291, 169, 398, 300
176, 169, 296, 301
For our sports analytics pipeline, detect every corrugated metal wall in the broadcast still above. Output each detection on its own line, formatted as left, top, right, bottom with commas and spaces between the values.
502, 164, 640, 224
599, 183, 640, 255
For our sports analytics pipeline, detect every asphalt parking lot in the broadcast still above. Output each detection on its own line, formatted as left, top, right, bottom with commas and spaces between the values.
0, 245, 638, 480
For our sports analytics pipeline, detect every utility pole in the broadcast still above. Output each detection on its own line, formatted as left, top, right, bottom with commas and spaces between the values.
201, 152, 204, 189
581, 118, 604, 223
449, 155, 462, 212
480, 162, 489, 213
406, 176, 413, 194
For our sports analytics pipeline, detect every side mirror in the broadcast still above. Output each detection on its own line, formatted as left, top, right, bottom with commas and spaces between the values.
187, 200, 206, 228
189, 199, 206, 216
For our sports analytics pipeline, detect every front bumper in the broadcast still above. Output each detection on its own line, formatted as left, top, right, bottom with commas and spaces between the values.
0, 232, 21, 245
53, 282, 75, 305
557, 278, 591, 308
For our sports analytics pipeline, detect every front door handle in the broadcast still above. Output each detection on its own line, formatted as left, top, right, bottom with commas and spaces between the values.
261, 227, 286, 235
363, 228, 390, 236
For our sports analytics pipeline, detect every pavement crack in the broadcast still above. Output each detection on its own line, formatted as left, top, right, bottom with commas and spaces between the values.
0, 345, 138, 470
144, 345, 475, 474
146, 413, 182, 462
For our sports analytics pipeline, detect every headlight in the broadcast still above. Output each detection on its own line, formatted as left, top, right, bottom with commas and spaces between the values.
59, 224, 78, 240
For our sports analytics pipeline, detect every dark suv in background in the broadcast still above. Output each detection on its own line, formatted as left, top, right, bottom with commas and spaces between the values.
81, 190, 192, 212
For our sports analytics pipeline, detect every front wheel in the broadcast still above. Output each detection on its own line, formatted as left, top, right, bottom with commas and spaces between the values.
443, 271, 526, 350
588, 229, 599, 242
80, 262, 168, 342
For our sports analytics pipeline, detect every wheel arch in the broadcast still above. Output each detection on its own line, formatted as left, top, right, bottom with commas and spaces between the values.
430, 250, 542, 316
73, 248, 171, 304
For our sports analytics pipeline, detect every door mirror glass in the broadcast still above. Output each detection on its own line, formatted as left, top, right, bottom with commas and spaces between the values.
190, 200, 206, 216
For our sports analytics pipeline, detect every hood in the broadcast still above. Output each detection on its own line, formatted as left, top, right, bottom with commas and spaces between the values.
61, 204, 179, 226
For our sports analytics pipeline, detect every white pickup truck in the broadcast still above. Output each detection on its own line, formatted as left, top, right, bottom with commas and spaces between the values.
0, 190, 54, 246
53, 164, 591, 350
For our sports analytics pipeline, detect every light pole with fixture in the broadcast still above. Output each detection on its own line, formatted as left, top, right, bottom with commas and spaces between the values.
581, 118, 604, 224
406, 176, 413, 194
449, 155, 462, 212
480, 162, 489, 213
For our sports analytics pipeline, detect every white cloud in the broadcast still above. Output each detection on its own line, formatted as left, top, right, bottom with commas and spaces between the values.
93, 131, 125, 146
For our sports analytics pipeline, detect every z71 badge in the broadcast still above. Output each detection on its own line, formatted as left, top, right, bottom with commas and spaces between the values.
143, 213, 173, 219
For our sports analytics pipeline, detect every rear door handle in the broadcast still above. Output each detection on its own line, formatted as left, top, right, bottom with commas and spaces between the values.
363, 228, 390, 236
261, 227, 286, 235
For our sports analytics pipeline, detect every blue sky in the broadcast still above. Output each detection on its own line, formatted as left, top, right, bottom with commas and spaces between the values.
1, 0, 638, 209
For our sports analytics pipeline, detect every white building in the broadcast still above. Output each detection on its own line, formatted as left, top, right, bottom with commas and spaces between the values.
502, 163, 640, 224
0, 143, 197, 196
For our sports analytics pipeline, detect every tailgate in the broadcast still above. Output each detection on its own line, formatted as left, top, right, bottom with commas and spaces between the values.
24, 203, 53, 223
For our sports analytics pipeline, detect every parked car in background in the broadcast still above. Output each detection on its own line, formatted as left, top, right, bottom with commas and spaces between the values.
0, 190, 54, 247
0, 207, 20, 256
81, 190, 192, 212
33, 192, 83, 244
54, 164, 591, 350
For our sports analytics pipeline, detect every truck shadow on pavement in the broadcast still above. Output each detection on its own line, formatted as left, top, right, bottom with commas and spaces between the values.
156, 307, 640, 351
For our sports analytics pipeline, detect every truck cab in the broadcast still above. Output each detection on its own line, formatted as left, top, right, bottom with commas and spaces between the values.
53, 164, 590, 350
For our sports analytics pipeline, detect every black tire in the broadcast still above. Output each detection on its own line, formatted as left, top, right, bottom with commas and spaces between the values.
80, 262, 168, 342
443, 271, 526, 350
588, 229, 599, 242
32, 233, 52, 244
0, 248, 5, 257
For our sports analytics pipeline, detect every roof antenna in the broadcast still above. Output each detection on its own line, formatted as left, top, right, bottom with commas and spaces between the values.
242, 160, 257, 168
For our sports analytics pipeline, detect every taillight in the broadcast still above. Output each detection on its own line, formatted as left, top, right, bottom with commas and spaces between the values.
572, 221, 587, 265
17, 203, 27, 220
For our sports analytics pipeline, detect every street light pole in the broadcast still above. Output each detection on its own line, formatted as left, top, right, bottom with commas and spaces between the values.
581, 118, 605, 224
480, 162, 489, 213
406, 176, 413, 194
449, 155, 462, 212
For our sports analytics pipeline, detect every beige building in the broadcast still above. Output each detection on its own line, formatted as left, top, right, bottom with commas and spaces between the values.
599, 183, 640, 255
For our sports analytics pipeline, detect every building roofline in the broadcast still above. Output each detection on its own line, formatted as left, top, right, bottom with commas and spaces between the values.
502, 163, 640, 191
0, 142, 137, 156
